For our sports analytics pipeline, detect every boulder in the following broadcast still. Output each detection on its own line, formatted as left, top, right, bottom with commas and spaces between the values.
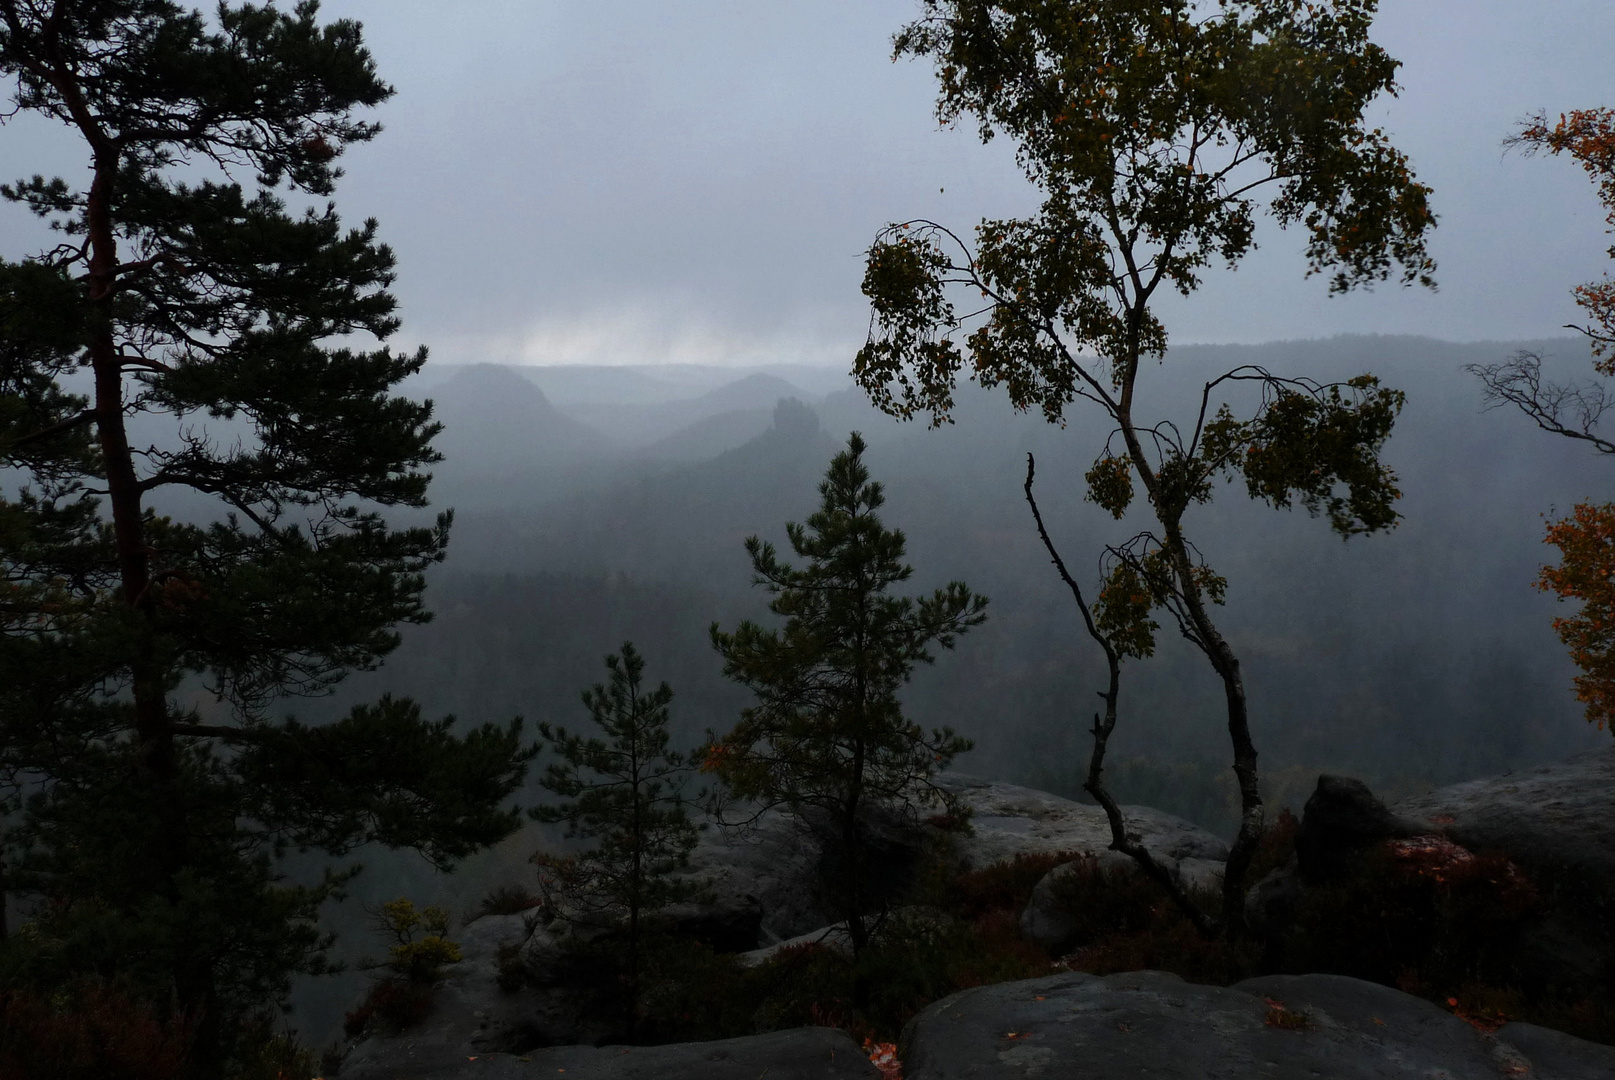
344, 1027, 878, 1080
1017, 851, 1139, 955
1243, 862, 1305, 940
678, 808, 830, 943
1393, 745, 1615, 894
899, 969, 1615, 1079
1294, 775, 1427, 883
934, 773, 1229, 871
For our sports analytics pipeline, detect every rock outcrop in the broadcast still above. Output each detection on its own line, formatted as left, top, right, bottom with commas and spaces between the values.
930, 774, 1229, 955
339, 913, 610, 1080
1294, 774, 1428, 883
1245, 772, 1426, 938
676, 808, 830, 943
1392, 745, 1615, 893
349, 1027, 877, 1080
341, 774, 1225, 1075
1244, 748, 1615, 986
1393, 745, 1615, 990
899, 970, 1615, 1079
934, 773, 1230, 872
676, 773, 1229, 951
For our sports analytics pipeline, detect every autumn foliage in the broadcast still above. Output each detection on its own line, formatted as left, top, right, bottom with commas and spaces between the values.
1538, 504, 1615, 729
1508, 108, 1615, 732
1514, 108, 1615, 364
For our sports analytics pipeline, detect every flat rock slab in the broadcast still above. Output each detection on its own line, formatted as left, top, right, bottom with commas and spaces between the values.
935, 774, 1229, 871
901, 970, 1613, 1079
339, 1027, 878, 1080
1393, 746, 1615, 891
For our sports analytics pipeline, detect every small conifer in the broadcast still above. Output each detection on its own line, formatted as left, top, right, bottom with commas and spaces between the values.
708, 433, 987, 983
530, 643, 703, 1040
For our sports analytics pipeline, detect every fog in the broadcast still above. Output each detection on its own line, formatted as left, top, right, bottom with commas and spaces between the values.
250, 331, 1609, 1044
340, 336, 1605, 801
7, 0, 1612, 1050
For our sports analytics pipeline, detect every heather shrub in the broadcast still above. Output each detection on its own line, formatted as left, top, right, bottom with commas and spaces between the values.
943, 851, 1082, 920
343, 979, 436, 1038
0, 983, 195, 1080
1281, 842, 1540, 990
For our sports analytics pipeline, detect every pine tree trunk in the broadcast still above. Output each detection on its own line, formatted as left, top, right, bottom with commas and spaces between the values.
81, 115, 202, 1068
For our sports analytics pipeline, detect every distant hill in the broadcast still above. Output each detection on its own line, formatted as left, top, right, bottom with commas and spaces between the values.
361, 336, 1609, 798
450, 397, 838, 583
635, 406, 776, 462
562, 372, 812, 448
423, 363, 617, 505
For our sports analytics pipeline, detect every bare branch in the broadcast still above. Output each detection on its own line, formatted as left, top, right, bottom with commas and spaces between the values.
1467, 350, 1615, 455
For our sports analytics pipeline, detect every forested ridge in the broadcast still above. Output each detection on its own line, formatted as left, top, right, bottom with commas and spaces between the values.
7, 1, 1615, 1076
356, 335, 1604, 802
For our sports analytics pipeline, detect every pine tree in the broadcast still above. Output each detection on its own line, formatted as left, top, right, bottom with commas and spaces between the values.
708, 433, 987, 970
530, 643, 702, 1041
0, 3, 534, 1070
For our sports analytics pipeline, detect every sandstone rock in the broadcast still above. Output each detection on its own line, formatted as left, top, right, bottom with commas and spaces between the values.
1393, 745, 1615, 893
934, 773, 1229, 871
678, 808, 829, 942
738, 922, 854, 967
661, 892, 764, 953
1295, 775, 1427, 883
1017, 852, 1138, 955
1243, 863, 1304, 939
678, 775, 1228, 953
1494, 1022, 1615, 1080
339, 913, 610, 1080
344, 1027, 877, 1080
975, 778, 1229, 956
1391, 747, 1615, 988
1174, 856, 1225, 893
900, 969, 1615, 1079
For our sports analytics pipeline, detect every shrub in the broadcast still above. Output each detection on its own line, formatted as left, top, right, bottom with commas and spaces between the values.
637, 904, 1052, 1045
229, 1017, 318, 1080
0, 983, 195, 1080
945, 851, 1082, 921
375, 898, 462, 984
1281, 844, 1540, 991
343, 979, 436, 1038
345, 897, 463, 1038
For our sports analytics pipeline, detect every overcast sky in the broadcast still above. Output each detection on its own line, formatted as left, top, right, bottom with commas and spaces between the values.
4, 0, 1614, 368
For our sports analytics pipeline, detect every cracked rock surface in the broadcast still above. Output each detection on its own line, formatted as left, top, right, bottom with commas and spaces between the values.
899, 970, 1615, 1079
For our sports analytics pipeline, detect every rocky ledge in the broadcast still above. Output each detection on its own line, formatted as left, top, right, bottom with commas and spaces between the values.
902, 970, 1615, 1079
339, 750, 1615, 1078
344, 1026, 876, 1080
1393, 745, 1615, 894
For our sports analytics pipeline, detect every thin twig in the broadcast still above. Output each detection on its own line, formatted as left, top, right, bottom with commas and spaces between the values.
1023, 453, 1218, 937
